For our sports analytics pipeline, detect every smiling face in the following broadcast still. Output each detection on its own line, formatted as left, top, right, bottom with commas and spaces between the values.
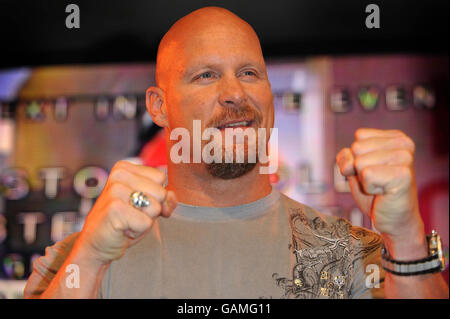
148, 7, 274, 179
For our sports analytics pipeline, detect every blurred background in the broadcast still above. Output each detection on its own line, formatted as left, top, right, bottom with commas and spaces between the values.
0, 0, 448, 298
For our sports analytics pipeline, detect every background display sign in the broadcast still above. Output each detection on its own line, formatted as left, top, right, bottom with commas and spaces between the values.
0, 55, 448, 297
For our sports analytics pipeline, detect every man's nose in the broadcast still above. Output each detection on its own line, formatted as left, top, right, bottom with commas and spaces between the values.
218, 74, 248, 107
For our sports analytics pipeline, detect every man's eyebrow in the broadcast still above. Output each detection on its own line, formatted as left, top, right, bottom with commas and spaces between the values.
183, 61, 265, 79
238, 63, 265, 72
183, 63, 218, 78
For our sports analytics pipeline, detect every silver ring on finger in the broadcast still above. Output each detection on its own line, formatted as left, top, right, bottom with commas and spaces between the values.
129, 191, 151, 210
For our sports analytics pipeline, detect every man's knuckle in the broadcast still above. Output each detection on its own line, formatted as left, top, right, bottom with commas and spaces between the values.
361, 167, 371, 182
354, 129, 363, 140
399, 136, 415, 150
109, 182, 124, 197
109, 215, 124, 232
392, 129, 404, 136
351, 142, 360, 154
153, 200, 163, 214
406, 137, 415, 152
108, 199, 124, 212
141, 216, 152, 229
338, 165, 346, 176
113, 160, 127, 170
399, 150, 414, 164
155, 188, 167, 202
109, 167, 124, 181
354, 156, 364, 172
154, 171, 166, 184
398, 166, 412, 179
146, 186, 164, 202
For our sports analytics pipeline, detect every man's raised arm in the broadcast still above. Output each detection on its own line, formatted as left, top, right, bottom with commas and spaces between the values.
25, 160, 177, 299
337, 128, 448, 299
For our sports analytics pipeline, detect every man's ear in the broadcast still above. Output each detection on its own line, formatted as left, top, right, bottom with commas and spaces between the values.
146, 86, 168, 127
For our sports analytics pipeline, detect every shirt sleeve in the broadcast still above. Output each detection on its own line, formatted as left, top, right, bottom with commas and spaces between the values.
350, 226, 386, 299
23, 232, 80, 298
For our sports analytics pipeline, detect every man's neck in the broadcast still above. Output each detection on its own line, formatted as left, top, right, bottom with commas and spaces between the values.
166, 162, 272, 207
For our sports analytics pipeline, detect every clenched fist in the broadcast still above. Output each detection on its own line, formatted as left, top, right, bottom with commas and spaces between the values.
76, 160, 178, 264
336, 128, 425, 245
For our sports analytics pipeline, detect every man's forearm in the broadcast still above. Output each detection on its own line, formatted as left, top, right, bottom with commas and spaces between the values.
39, 239, 110, 299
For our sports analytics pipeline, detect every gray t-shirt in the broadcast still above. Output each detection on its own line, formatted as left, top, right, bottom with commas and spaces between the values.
24, 188, 385, 298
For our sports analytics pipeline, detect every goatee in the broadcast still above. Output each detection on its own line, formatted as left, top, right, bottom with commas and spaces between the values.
206, 162, 256, 179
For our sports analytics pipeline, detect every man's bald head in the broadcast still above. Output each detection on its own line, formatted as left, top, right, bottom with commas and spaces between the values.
155, 7, 265, 89
146, 6, 274, 182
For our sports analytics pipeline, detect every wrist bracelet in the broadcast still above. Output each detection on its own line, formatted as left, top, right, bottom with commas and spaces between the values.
381, 230, 445, 276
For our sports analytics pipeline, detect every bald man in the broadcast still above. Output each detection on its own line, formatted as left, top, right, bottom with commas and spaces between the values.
25, 7, 448, 299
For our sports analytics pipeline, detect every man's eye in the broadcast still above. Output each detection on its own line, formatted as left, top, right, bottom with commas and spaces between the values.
199, 72, 214, 79
242, 70, 256, 77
